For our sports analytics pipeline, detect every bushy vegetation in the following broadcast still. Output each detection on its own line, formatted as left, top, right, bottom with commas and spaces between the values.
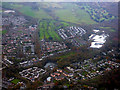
79, 3, 115, 22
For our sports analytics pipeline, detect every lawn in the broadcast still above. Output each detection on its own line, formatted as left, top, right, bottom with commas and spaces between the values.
58, 51, 76, 59
39, 20, 62, 41
109, 29, 116, 32
11, 79, 20, 84
0, 30, 7, 35
18, 30, 22, 33
100, 27, 111, 29
2, 30, 7, 34
39, 19, 70, 41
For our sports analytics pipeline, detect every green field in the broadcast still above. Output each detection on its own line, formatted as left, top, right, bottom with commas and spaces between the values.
3, 3, 96, 25
11, 79, 20, 84
18, 30, 22, 33
0, 30, 7, 35
80, 4, 115, 22
3, 2, 115, 24
39, 19, 70, 41
58, 51, 76, 59
38, 2, 63, 9
54, 3, 96, 25
2, 30, 7, 34
3, 2, 100, 41
99, 27, 116, 32
109, 29, 116, 32
39, 20, 59, 41
3, 3, 52, 20
100, 27, 111, 29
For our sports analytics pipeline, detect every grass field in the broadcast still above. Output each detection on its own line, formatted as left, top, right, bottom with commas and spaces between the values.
2, 30, 7, 34
19, 6, 52, 19
100, 27, 111, 29
99, 27, 116, 32
3, 3, 52, 20
0, 30, 7, 35
11, 79, 20, 84
38, 2, 63, 9
39, 19, 70, 41
39, 20, 60, 41
109, 29, 116, 32
3, 2, 97, 25
3, 2, 99, 42
58, 51, 76, 59
54, 3, 96, 25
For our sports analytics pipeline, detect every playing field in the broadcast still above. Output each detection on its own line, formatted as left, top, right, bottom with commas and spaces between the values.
39, 20, 61, 41
0, 30, 7, 35
11, 79, 20, 84
39, 19, 70, 41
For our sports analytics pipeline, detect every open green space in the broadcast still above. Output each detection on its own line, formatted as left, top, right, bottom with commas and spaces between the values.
11, 79, 20, 84
3, 3, 52, 20
79, 4, 115, 22
18, 30, 22, 33
0, 30, 7, 35
100, 27, 111, 29
99, 27, 116, 32
38, 2, 63, 9
3, 3, 96, 25
54, 3, 96, 25
58, 51, 76, 59
109, 29, 116, 32
39, 20, 69, 41
2, 30, 7, 34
